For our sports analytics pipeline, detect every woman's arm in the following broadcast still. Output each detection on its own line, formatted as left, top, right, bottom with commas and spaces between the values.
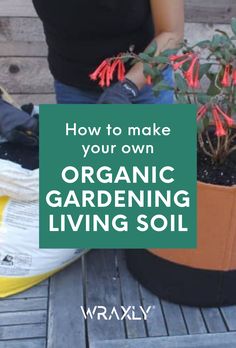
126, 0, 184, 89
97, 0, 184, 103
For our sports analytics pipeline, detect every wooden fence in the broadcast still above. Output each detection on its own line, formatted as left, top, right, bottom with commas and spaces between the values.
0, 0, 235, 104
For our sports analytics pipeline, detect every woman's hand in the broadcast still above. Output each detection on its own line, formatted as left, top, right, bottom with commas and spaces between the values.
125, 0, 184, 90
97, 78, 139, 104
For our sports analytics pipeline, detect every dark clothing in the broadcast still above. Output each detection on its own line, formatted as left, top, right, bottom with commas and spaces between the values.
0, 98, 38, 146
0, 142, 38, 170
32, 0, 154, 91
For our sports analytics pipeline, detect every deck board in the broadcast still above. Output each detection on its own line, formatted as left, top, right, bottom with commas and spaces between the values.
85, 250, 126, 342
139, 285, 168, 337
12, 94, 55, 105
117, 251, 147, 339
161, 301, 188, 336
0, 251, 236, 346
0, 323, 46, 340
201, 308, 228, 333
0, 310, 47, 326
10, 286, 48, 299
221, 306, 236, 331
47, 260, 86, 348
90, 332, 236, 348
182, 306, 207, 335
0, 298, 48, 312
0, 339, 46, 348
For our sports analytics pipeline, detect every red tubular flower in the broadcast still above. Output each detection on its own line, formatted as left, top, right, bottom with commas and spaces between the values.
118, 59, 125, 81
90, 59, 108, 81
109, 60, 120, 80
197, 105, 207, 121
106, 62, 112, 87
172, 58, 190, 71
90, 55, 126, 87
169, 53, 194, 71
170, 52, 200, 87
98, 67, 107, 87
169, 54, 183, 61
221, 64, 231, 87
169, 53, 192, 62
215, 105, 234, 127
184, 55, 200, 89
90, 60, 112, 87
233, 68, 236, 86
146, 75, 152, 85
212, 107, 227, 137
193, 61, 200, 89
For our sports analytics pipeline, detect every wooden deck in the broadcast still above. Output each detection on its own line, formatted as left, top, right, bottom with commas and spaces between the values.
0, 250, 236, 348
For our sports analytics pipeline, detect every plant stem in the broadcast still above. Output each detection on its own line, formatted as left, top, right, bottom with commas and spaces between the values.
206, 130, 215, 154
227, 145, 236, 155
198, 133, 213, 158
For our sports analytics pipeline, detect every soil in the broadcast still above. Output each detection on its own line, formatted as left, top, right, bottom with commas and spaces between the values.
0, 142, 38, 170
197, 127, 236, 187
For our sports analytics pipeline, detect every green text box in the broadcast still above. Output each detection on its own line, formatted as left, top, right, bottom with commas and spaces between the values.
40, 105, 197, 249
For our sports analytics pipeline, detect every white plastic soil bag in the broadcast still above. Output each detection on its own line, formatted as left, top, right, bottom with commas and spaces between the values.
0, 159, 87, 298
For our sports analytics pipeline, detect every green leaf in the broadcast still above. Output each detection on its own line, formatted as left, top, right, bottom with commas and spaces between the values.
121, 56, 130, 63
230, 47, 236, 54
199, 63, 212, 79
211, 34, 221, 47
211, 34, 226, 48
129, 58, 139, 66
152, 56, 169, 64
215, 29, 230, 39
207, 79, 221, 96
145, 41, 157, 57
152, 83, 174, 92
197, 116, 209, 134
182, 60, 191, 72
231, 18, 236, 36
194, 40, 211, 48
197, 94, 211, 104
152, 74, 163, 86
138, 52, 152, 62
212, 49, 223, 59
151, 67, 162, 76
206, 72, 216, 80
161, 48, 179, 57
175, 73, 188, 92
143, 63, 154, 77
176, 94, 188, 104
223, 49, 231, 62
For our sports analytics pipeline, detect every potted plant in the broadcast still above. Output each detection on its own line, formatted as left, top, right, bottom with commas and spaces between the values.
91, 18, 236, 307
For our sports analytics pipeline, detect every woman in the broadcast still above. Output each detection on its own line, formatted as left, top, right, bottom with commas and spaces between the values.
33, 0, 184, 104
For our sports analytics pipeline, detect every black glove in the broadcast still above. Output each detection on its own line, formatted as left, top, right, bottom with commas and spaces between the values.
0, 98, 38, 146
97, 78, 139, 104
21, 103, 39, 121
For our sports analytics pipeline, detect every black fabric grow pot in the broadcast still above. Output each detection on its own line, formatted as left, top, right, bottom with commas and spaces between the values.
126, 249, 236, 307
